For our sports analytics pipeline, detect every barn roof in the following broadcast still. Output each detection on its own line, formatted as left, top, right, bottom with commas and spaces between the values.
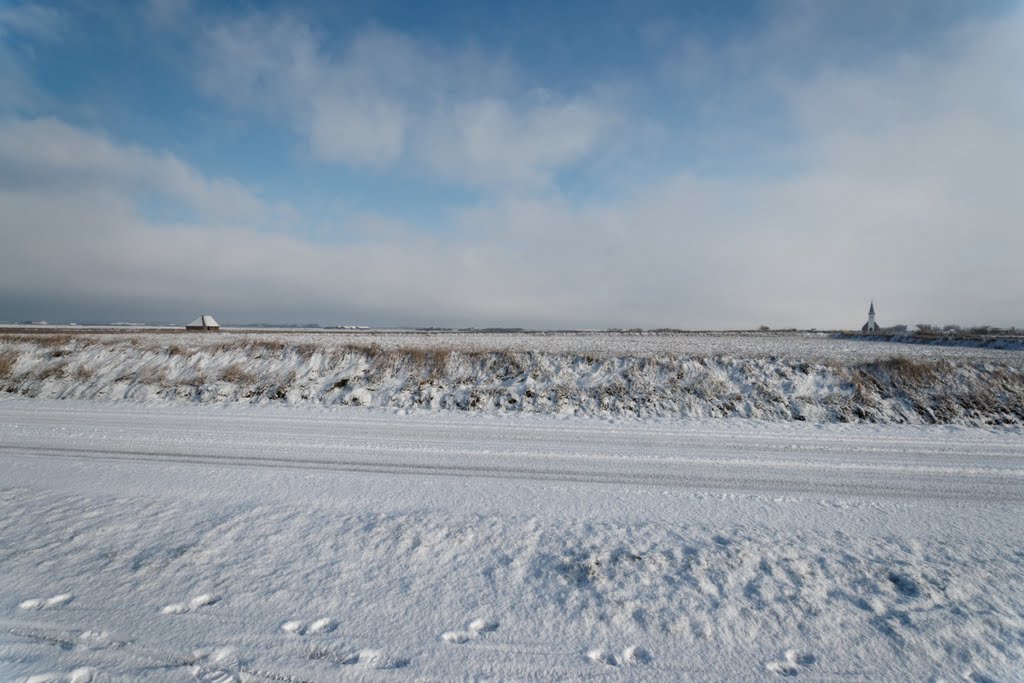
187, 315, 219, 328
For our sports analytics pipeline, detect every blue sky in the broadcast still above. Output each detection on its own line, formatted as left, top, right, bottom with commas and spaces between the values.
1, 0, 1021, 327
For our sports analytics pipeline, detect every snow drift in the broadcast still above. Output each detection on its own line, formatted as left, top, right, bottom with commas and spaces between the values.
1, 332, 1023, 426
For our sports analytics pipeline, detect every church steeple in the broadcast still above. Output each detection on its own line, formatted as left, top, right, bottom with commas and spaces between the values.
862, 301, 879, 332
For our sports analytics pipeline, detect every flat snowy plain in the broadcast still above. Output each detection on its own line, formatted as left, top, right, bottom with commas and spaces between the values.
2, 396, 1022, 681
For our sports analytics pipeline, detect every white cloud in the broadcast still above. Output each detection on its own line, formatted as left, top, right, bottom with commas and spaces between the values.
198, 16, 616, 189
0, 117, 291, 225
308, 94, 406, 167
0, 45, 34, 111
200, 14, 320, 112
0, 3, 65, 42
0, 4, 67, 112
416, 96, 616, 188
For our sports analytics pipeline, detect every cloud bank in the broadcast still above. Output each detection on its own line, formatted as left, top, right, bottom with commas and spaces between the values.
0, 4, 1021, 328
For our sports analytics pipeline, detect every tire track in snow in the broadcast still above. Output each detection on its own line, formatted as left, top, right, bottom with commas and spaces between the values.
2, 399, 1022, 502
2, 441, 1022, 503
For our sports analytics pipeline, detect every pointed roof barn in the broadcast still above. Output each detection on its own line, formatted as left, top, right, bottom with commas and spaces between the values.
186, 314, 220, 331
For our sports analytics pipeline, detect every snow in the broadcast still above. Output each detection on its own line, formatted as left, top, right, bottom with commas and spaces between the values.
6, 328, 1024, 361
1, 397, 1022, 681
1, 331, 1022, 425
842, 332, 1024, 352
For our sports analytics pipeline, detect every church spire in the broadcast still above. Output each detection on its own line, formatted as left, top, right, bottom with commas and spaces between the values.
862, 301, 879, 332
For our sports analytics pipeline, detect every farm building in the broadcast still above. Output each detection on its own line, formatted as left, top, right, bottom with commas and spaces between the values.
186, 315, 220, 332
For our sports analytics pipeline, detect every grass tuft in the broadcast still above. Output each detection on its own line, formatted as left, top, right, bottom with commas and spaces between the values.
0, 350, 20, 378
221, 364, 258, 384
38, 362, 69, 380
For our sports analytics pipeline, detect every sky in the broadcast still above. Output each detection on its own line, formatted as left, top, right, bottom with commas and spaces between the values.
0, 0, 1021, 329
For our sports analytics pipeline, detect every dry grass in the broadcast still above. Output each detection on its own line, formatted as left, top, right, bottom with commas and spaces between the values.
408, 348, 451, 369
112, 366, 166, 384
882, 357, 946, 381
181, 371, 208, 388
855, 357, 948, 390
221, 364, 258, 384
39, 334, 72, 348
294, 343, 318, 360
342, 343, 386, 360
0, 350, 20, 378
38, 362, 68, 380
0, 334, 74, 349
208, 340, 246, 354
138, 366, 167, 384
250, 340, 288, 354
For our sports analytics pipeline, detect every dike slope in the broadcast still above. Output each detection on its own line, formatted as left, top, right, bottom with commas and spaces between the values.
1, 331, 1022, 426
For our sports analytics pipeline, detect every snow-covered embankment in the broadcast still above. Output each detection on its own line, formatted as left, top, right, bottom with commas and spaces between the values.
1, 333, 1022, 425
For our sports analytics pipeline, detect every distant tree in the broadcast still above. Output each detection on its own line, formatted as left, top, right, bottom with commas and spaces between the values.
759, 325, 770, 331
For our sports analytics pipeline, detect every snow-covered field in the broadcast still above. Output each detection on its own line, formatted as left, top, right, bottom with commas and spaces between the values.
2, 397, 1022, 681
2, 331, 1022, 680
4, 328, 1023, 361
2, 331, 1022, 425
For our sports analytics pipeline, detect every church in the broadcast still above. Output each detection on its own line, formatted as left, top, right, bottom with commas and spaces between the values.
861, 302, 879, 332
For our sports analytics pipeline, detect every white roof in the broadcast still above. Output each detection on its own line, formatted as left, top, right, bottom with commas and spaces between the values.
187, 315, 220, 327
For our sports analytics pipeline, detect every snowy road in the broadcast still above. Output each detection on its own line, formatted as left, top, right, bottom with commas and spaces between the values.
1, 398, 1022, 680
2, 399, 1021, 503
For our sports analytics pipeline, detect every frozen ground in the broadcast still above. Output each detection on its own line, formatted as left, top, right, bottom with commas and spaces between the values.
1, 397, 1022, 681
2, 331, 1022, 425
4, 328, 1024, 362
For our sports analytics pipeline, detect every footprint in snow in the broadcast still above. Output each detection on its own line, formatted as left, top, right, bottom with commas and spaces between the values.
192, 670, 239, 683
19, 593, 73, 610
280, 617, 336, 636
766, 649, 816, 676
586, 649, 619, 666
621, 645, 653, 664
24, 670, 95, 683
190, 647, 241, 683
441, 630, 472, 644
78, 630, 120, 650
340, 648, 409, 670
469, 618, 498, 633
281, 620, 304, 635
441, 617, 499, 644
161, 593, 221, 615
586, 646, 652, 666
70, 667, 97, 683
